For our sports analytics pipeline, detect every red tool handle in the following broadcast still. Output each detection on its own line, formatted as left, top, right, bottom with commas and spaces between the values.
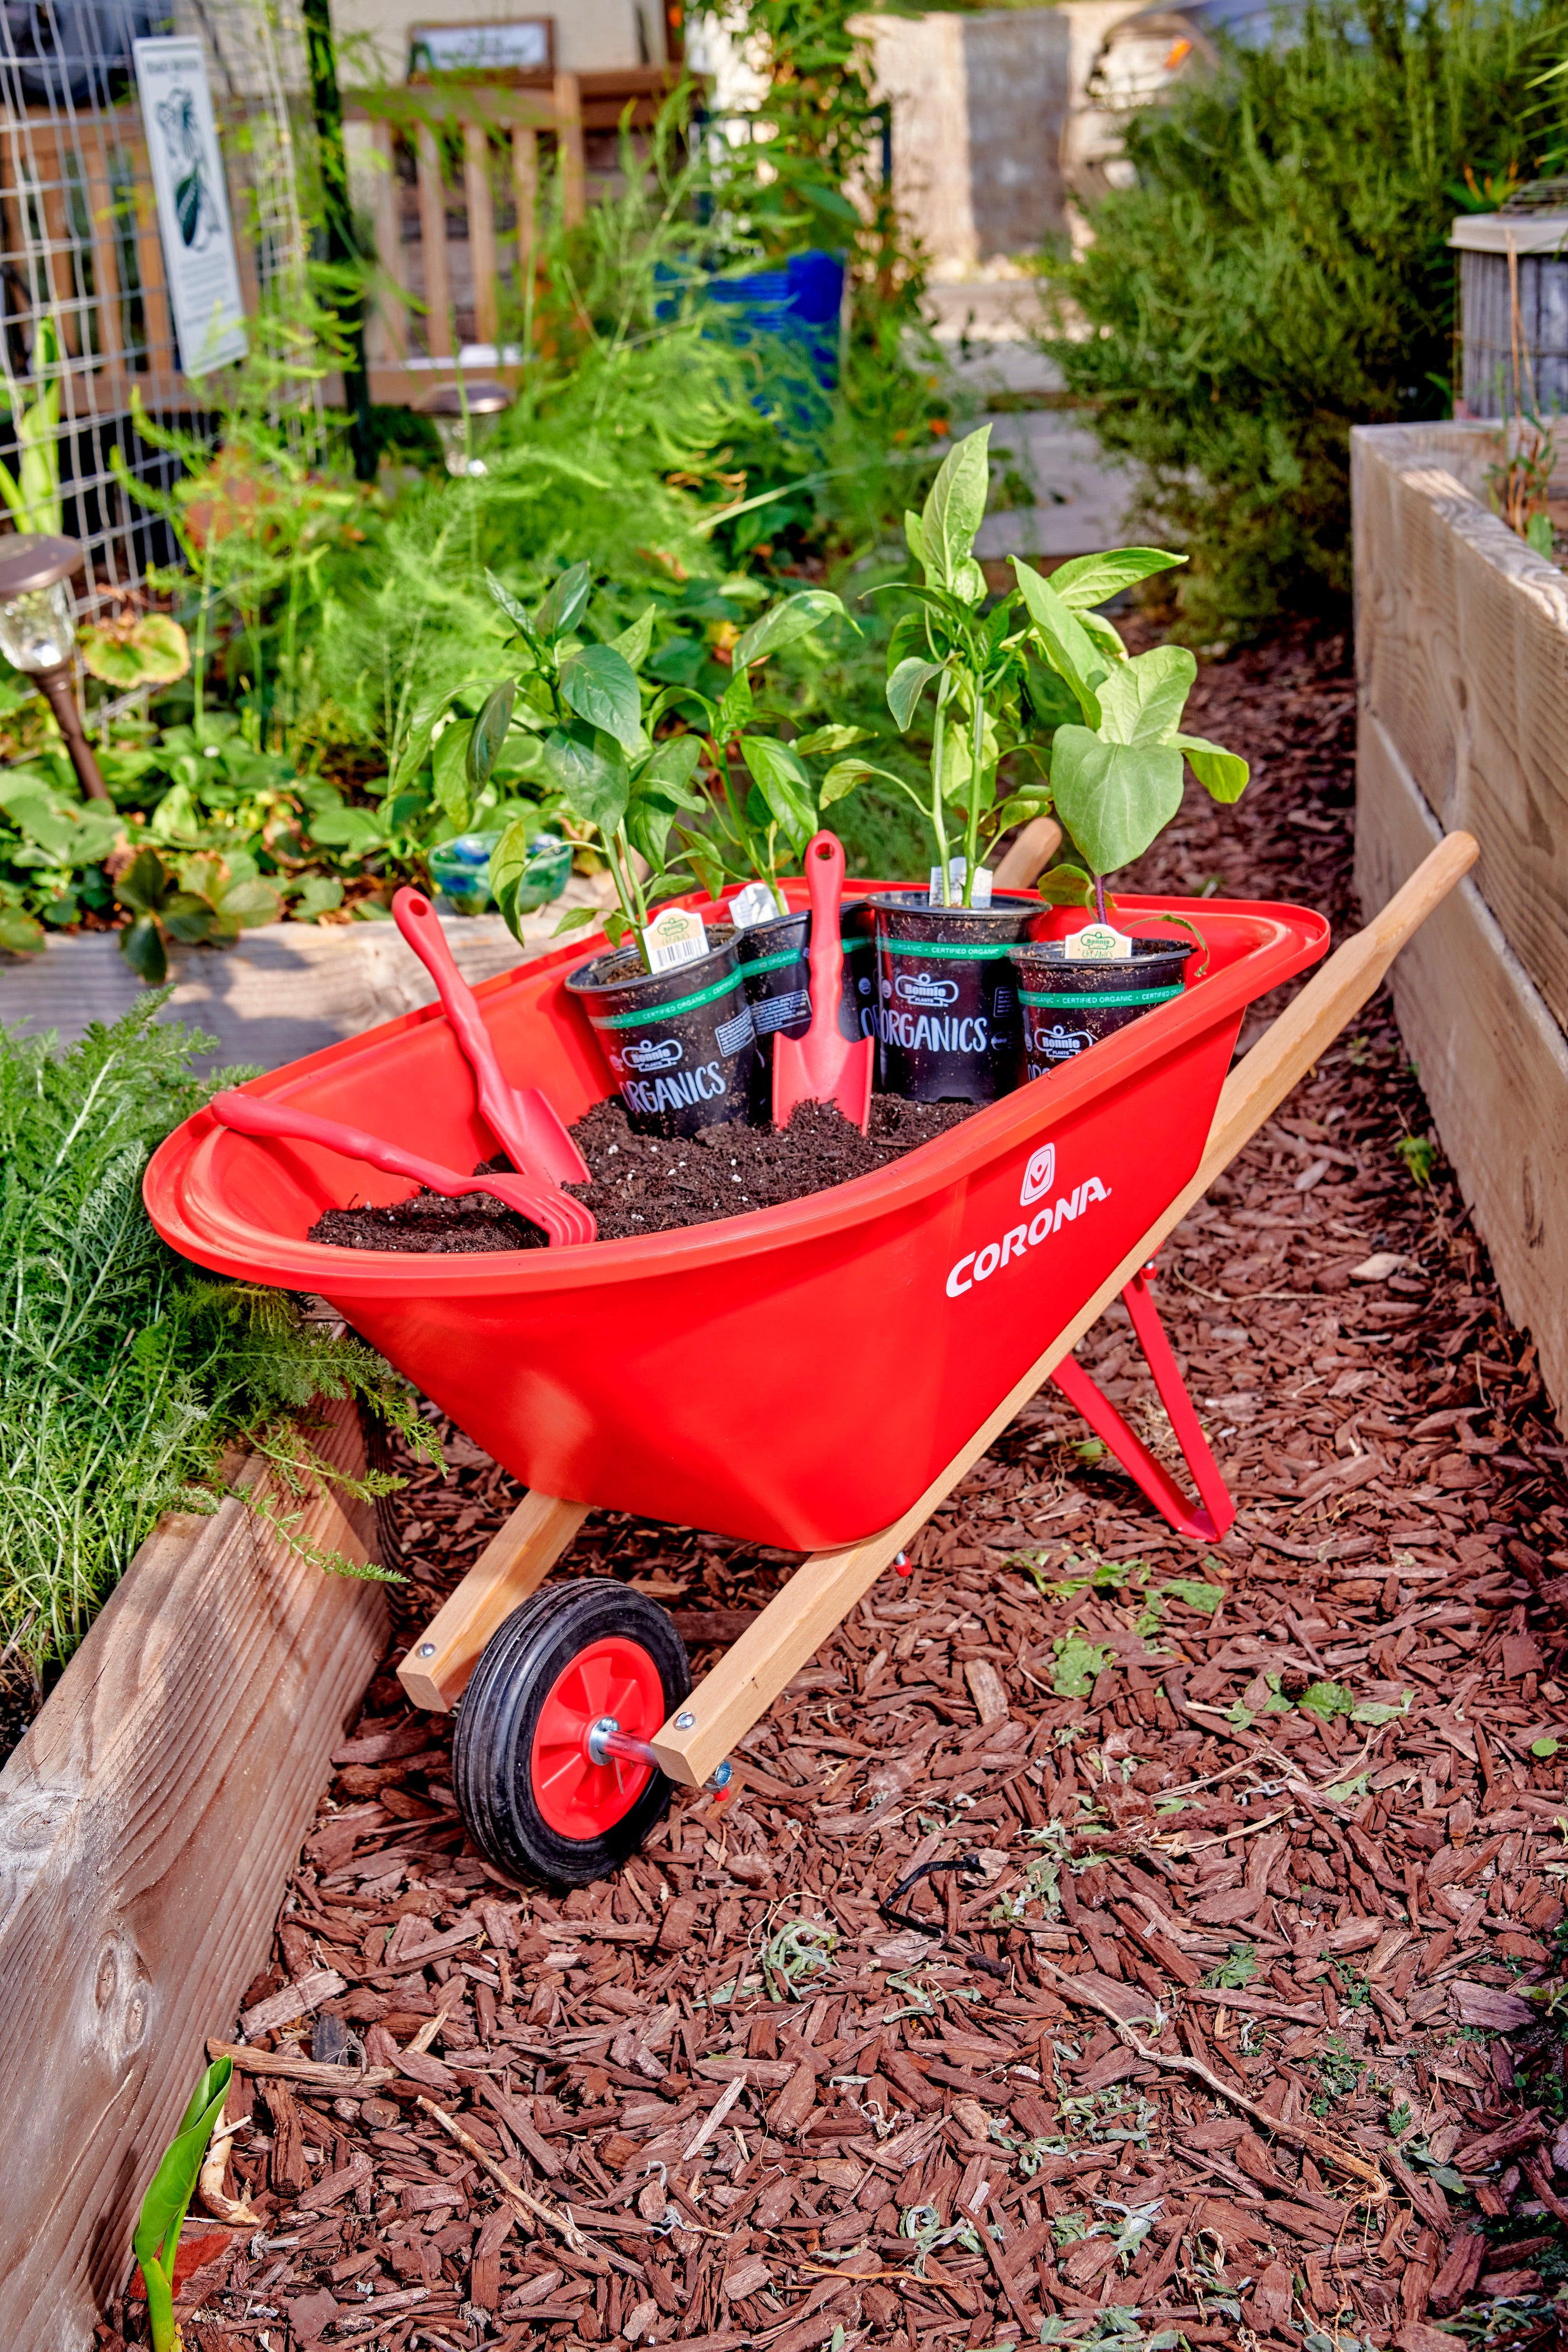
801, 831, 847, 1064
394, 887, 527, 1162
213, 1089, 497, 1198
393, 886, 590, 1188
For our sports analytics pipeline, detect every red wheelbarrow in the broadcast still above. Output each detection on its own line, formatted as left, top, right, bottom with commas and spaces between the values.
145, 837, 1475, 1885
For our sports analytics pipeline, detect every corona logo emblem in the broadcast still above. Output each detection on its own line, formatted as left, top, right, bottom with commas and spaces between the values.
1020, 1143, 1055, 1205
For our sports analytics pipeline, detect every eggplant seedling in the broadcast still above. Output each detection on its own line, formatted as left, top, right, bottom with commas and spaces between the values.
132, 2054, 232, 2352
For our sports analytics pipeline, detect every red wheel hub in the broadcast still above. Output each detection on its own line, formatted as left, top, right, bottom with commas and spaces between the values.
529, 1636, 666, 1839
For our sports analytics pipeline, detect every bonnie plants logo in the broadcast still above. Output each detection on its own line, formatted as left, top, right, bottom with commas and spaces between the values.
1020, 1144, 1055, 1205
895, 973, 959, 1008
623, 1037, 683, 1073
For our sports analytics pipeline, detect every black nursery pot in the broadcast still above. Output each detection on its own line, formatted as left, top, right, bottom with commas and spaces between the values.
734, 908, 812, 1068
566, 927, 761, 1138
1009, 935, 1198, 1083
868, 891, 1038, 1105
838, 897, 877, 1043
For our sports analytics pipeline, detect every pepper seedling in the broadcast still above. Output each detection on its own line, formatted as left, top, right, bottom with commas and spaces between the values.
872, 425, 1080, 906
132, 2054, 232, 2352
463, 562, 708, 965
1011, 554, 1250, 925
658, 586, 867, 914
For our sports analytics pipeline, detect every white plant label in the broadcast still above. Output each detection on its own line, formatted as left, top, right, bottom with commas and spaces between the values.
643, 906, 708, 974
1065, 921, 1134, 962
928, 858, 992, 908
728, 881, 788, 928
133, 37, 249, 379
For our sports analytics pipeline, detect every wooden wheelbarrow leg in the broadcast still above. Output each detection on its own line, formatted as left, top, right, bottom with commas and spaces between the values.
649, 831, 1479, 1788
398, 836, 1477, 1776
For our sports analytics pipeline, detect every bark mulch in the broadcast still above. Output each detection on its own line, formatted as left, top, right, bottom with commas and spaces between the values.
108, 627, 1568, 2352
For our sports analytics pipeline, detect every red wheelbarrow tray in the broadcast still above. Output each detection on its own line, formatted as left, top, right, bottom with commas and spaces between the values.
146, 838, 1474, 1791
146, 883, 1326, 1555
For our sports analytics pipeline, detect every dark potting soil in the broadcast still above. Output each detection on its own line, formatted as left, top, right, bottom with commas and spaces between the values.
564, 1094, 975, 1240
306, 1095, 975, 1254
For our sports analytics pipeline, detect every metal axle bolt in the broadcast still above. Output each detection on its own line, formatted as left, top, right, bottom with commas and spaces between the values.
418, 1642, 436, 1657
893, 1550, 912, 1578
675, 1710, 696, 1730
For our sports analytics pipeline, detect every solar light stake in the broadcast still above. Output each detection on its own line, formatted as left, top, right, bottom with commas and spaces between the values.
0, 534, 109, 801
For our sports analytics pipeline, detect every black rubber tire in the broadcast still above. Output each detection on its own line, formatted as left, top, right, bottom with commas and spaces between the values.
452, 1579, 690, 1888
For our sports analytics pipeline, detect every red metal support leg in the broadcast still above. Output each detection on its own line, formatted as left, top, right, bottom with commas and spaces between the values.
1049, 1261, 1236, 1542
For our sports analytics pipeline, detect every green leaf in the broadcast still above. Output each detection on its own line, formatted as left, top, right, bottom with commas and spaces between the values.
627, 734, 706, 869
1077, 608, 1131, 666
1011, 559, 1109, 722
731, 589, 844, 670
162, 890, 222, 945
1049, 728, 1185, 877
1299, 1679, 1357, 1720
739, 736, 816, 851
540, 725, 630, 838
0, 903, 43, 953
484, 569, 534, 641
115, 846, 172, 918
534, 560, 592, 640
219, 879, 284, 929
904, 508, 929, 574
793, 724, 868, 756
1036, 864, 1095, 906
560, 643, 644, 756
1532, 1734, 1559, 1759
78, 614, 191, 688
920, 426, 991, 591
491, 818, 540, 943
1049, 547, 1186, 609
432, 721, 472, 834
292, 876, 344, 921
1095, 644, 1196, 746
1051, 1633, 1111, 1698
1352, 1689, 1412, 1726
467, 682, 515, 791
637, 733, 706, 799
887, 656, 945, 733
1176, 733, 1250, 803
1161, 1577, 1225, 1613
133, 2056, 232, 2331
308, 806, 387, 857
609, 603, 657, 671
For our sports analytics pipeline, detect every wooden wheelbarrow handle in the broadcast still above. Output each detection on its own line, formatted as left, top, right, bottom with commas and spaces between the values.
400, 834, 1479, 1775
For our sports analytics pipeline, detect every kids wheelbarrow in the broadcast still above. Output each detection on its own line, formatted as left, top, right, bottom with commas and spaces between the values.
145, 836, 1475, 1885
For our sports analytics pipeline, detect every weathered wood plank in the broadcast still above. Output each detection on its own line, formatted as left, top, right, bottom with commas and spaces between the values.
0, 881, 613, 1071
1355, 706, 1568, 1419
1353, 419, 1568, 1035
0, 1399, 386, 2347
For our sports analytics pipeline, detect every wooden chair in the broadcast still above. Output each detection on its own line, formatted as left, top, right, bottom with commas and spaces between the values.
346, 77, 584, 403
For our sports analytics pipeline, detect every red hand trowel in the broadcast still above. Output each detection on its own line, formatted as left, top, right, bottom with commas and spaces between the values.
393, 886, 590, 1189
771, 831, 874, 1134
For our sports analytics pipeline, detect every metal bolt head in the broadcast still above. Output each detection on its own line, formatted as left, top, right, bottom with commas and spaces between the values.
675, 1710, 696, 1730
586, 1714, 620, 1766
418, 1642, 436, 1657
710, 1759, 734, 1789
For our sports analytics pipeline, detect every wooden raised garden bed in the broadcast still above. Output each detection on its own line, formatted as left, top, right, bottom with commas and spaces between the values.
1353, 419, 1568, 1422
0, 1401, 385, 2350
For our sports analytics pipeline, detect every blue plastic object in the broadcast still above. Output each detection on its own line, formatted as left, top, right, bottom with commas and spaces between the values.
703, 249, 846, 393
429, 830, 573, 918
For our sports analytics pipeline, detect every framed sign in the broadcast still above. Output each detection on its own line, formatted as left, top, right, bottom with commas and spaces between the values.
407, 19, 554, 75
132, 36, 249, 380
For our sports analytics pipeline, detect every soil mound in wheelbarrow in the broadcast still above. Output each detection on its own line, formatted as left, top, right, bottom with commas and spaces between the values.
308, 1095, 975, 1252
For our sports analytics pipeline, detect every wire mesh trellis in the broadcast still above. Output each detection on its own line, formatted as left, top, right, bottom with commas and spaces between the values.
0, 0, 322, 649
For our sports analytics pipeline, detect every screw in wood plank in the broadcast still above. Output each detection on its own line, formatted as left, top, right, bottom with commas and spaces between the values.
419, 1642, 436, 1656
676, 1710, 696, 1729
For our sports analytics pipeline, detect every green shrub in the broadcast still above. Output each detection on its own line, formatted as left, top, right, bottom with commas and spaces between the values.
0, 1000, 416, 1676
1042, 0, 1568, 639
